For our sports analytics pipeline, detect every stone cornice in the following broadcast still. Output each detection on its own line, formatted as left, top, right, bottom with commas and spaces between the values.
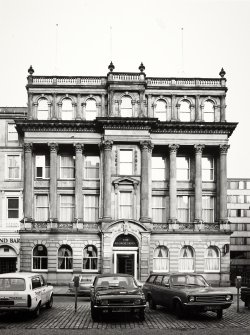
15, 118, 238, 137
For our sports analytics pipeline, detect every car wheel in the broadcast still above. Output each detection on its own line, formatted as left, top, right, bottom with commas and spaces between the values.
175, 301, 184, 319
148, 296, 156, 310
91, 305, 99, 322
138, 309, 145, 321
32, 304, 40, 318
216, 309, 223, 319
46, 295, 53, 309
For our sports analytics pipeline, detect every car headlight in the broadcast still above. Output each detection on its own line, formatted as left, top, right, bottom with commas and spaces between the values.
134, 299, 142, 305
225, 295, 232, 301
188, 296, 195, 302
100, 299, 109, 305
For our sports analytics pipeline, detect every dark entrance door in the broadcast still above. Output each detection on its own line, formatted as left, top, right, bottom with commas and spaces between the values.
117, 254, 134, 276
0, 258, 17, 274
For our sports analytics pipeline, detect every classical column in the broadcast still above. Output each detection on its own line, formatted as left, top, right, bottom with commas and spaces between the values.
140, 140, 154, 222
109, 90, 114, 116
101, 94, 105, 117
194, 145, 204, 222
51, 93, 57, 120
101, 139, 113, 221
171, 95, 177, 121
139, 91, 145, 117
33, 102, 38, 120
169, 144, 179, 222
23, 143, 33, 220
48, 143, 58, 221
220, 95, 226, 122
74, 143, 84, 220
195, 95, 201, 121
76, 94, 81, 120
147, 94, 152, 118
219, 144, 230, 222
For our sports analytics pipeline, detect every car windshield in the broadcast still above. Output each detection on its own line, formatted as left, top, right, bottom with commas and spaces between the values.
171, 275, 209, 287
0, 278, 26, 291
95, 276, 137, 290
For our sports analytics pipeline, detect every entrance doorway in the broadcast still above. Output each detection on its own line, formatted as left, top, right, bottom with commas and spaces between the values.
117, 254, 134, 276
0, 257, 17, 274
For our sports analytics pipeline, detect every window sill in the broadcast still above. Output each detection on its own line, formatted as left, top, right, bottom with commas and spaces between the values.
82, 270, 98, 273
32, 269, 48, 273
56, 270, 73, 272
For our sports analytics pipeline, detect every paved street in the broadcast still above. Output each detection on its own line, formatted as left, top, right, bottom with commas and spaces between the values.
0, 296, 249, 331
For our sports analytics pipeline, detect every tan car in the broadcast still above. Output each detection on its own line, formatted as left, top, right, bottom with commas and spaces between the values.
0, 272, 53, 317
143, 272, 233, 319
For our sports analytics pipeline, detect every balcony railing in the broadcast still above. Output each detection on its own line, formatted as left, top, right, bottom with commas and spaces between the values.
28, 75, 226, 88
0, 220, 20, 231
152, 221, 225, 231
20, 221, 100, 231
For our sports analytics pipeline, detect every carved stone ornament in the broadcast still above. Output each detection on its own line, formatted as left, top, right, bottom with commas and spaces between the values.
152, 223, 169, 231
48, 142, 58, 153
169, 144, 179, 153
194, 144, 205, 154
140, 140, 154, 151
74, 143, 84, 153
23, 142, 33, 152
101, 139, 113, 150
219, 144, 230, 154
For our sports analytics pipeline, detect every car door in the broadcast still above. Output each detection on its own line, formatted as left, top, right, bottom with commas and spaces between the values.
159, 275, 171, 307
40, 275, 48, 305
153, 275, 163, 305
31, 276, 45, 306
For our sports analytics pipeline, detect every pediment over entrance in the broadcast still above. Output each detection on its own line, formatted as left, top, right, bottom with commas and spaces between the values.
103, 219, 149, 234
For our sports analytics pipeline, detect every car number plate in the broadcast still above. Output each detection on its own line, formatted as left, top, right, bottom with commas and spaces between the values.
204, 306, 219, 311
112, 307, 130, 312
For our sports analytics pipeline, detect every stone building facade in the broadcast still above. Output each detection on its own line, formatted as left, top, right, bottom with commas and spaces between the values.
1, 64, 237, 285
228, 178, 250, 285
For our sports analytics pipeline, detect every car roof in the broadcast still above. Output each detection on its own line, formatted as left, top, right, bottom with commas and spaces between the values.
0, 272, 40, 279
149, 272, 203, 276
94, 273, 134, 279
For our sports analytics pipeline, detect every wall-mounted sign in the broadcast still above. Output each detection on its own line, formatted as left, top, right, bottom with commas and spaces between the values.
114, 234, 138, 247
0, 238, 20, 244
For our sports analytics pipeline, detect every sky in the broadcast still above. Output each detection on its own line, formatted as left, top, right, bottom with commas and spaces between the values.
0, 0, 249, 177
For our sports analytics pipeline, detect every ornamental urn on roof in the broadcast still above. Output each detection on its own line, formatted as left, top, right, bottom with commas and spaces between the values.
108, 61, 115, 72
219, 67, 226, 78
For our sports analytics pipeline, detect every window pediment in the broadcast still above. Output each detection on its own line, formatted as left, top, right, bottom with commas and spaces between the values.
112, 177, 139, 186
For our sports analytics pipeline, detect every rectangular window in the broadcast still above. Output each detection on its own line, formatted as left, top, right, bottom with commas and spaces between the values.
246, 182, 250, 189
35, 195, 49, 221
239, 181, 245, 189
35, 155, 50, 179
7, 124, 18, 141
177, 157, 190, 181
202, 157, 214, 181
6, 155, 21, 179
152, 156, 165, 181
60, 156, 75, 179
84, 195, 99, 221
7, 198, 19, 219
120, 150, 133, 175
60, 195, 75, 221
202, 196, 214, 222
152, 196, 166, 222
177, 196, 190, 222
84, 156, 100, 179
119, 192, 132, 218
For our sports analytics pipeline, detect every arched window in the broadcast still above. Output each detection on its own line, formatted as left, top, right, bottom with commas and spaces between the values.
120, 96, 132, 117
179, 246, 194, 272
33, 244, 48, 270
203, 101, 215, 122
153, 246, 169, 272
155, 100, 167, 121
179, 100, 191, 121
85, 99, 97, 120
61, 98, 73, 120
58, 245, 73, 270
204, 246, 220, 272
37, 99, 49, 120
83, 245, 98, 271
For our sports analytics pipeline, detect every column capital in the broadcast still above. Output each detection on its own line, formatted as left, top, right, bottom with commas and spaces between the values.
219, 144, 230, 154
194, 144, 205, 154
48, 142, 58, 153
100, 139, 113, 150
23, 142, 33, 152
140, 140, 154, 151
169, 144, 179, 153
74, 143, 84, 153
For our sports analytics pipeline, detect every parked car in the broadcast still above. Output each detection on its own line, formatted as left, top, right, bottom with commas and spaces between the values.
90, 273, 146, 321
69, 275, 94, 296
0, 272, 53, 317
241, 286, 250, 308
143, 272, 233, 319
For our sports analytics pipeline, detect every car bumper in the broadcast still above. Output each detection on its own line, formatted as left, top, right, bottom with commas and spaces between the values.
0, 306, 36, 312
183, 302, 232, 311
93, 304, 146, 311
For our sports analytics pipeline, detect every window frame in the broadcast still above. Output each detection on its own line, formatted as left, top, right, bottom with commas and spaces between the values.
204, 246, 220, 273
179, 100, 191, 122
154, 99, 167, 121
177, 195, 190, 222
37, 98, 49, 120
85, 98, 97, 120
203, 100, 215, 122
35, 194, 49, 221
119, 191, 133, 219
32, 244, 48, 272
7, 197, 19, 219
82, 245, 98, 272
7, 123, 18, 142
176, 157, 190, 181
119, 149, 133, 175
153, 246, 170, 272
152, 195, 166, 223
57, 245, 73, 271
152, 156, 166, 181
202, 196, 215, 223
6, 154, 21, 180
178, 246, 195, 273
60, 155, 75, 180
83, 194, 99, 222
202, 157, 214, 182
61, 98, 74, 120
120, 96, 133, 117
60, 195, 75, 221
84, 155, 100, 180
35, 155, 50, 179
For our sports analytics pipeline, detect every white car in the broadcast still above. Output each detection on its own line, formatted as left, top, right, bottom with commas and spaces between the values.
0, 272, 53, 317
